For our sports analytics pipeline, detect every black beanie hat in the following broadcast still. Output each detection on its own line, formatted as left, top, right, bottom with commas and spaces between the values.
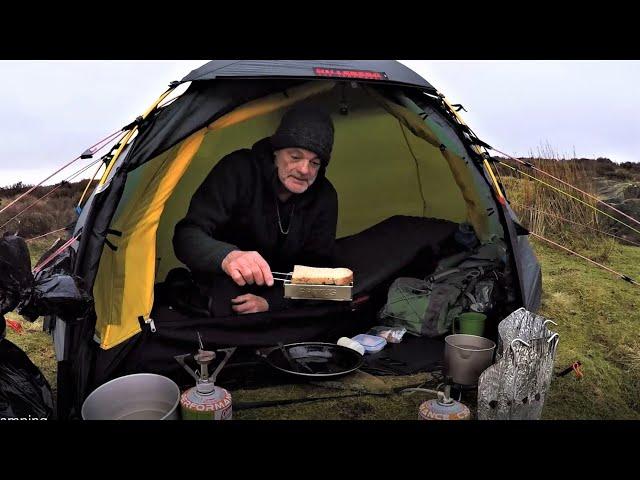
271, 105, 335, 164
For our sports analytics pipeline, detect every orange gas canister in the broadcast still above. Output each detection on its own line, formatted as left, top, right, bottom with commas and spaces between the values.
174, 341, 236, 421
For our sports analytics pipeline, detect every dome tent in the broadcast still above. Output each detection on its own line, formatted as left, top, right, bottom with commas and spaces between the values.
51, 60, 541, 419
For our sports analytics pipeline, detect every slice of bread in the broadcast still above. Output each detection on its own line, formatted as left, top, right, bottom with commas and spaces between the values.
291, 265, 353, 286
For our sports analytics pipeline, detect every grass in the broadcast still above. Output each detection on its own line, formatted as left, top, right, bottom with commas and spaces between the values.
534, 239, 640, 419
232, 373, 442, 420
495, 156, 602, 244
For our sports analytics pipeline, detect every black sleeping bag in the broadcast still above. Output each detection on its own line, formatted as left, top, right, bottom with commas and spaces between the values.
336, 215, 460, 295
91, 216, 458, 388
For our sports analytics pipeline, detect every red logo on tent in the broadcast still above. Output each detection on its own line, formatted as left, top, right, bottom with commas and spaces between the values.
313, 67, 387, 81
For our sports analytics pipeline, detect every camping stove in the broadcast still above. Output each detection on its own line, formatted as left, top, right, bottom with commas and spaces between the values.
174, 334, 236, 420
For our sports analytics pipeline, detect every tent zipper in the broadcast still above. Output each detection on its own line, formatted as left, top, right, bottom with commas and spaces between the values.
144, 317, 157, 333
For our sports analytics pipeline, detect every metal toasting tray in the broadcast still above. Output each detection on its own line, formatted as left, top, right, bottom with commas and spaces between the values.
283, 280, 353, 301
273, 271, 353, 301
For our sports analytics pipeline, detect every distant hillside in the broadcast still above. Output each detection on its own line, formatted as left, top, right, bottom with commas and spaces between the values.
0, 179, 98, 238
495, 156, 640, 182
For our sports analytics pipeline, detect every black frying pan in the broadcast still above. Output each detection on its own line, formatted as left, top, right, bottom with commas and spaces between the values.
259, 342, 364, 379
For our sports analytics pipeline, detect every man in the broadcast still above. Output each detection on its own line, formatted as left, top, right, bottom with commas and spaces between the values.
173, 105, 338, 316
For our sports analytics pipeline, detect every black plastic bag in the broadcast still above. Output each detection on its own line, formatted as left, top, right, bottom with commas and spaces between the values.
0, 233, 33, 315
0, 233, 92, 322
0, 337, 54, 419
20, 273, 93, 322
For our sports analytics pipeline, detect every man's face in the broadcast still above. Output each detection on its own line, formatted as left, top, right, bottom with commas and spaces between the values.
274, 147, 322, 194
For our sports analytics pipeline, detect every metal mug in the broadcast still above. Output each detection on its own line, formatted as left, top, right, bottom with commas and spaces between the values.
444, 334, 496, 386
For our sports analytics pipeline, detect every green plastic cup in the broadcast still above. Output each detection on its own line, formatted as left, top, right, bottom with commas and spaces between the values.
456, 312, 487, 336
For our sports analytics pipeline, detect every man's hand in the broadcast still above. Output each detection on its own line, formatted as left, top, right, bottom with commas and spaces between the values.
221, 250, 274, 287
231, 294, 269, 314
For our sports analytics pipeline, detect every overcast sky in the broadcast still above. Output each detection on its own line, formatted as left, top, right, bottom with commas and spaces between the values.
0, 60, 638, 187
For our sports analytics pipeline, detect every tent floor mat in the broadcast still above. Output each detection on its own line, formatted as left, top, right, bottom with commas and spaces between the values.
208, 335, 446, 392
